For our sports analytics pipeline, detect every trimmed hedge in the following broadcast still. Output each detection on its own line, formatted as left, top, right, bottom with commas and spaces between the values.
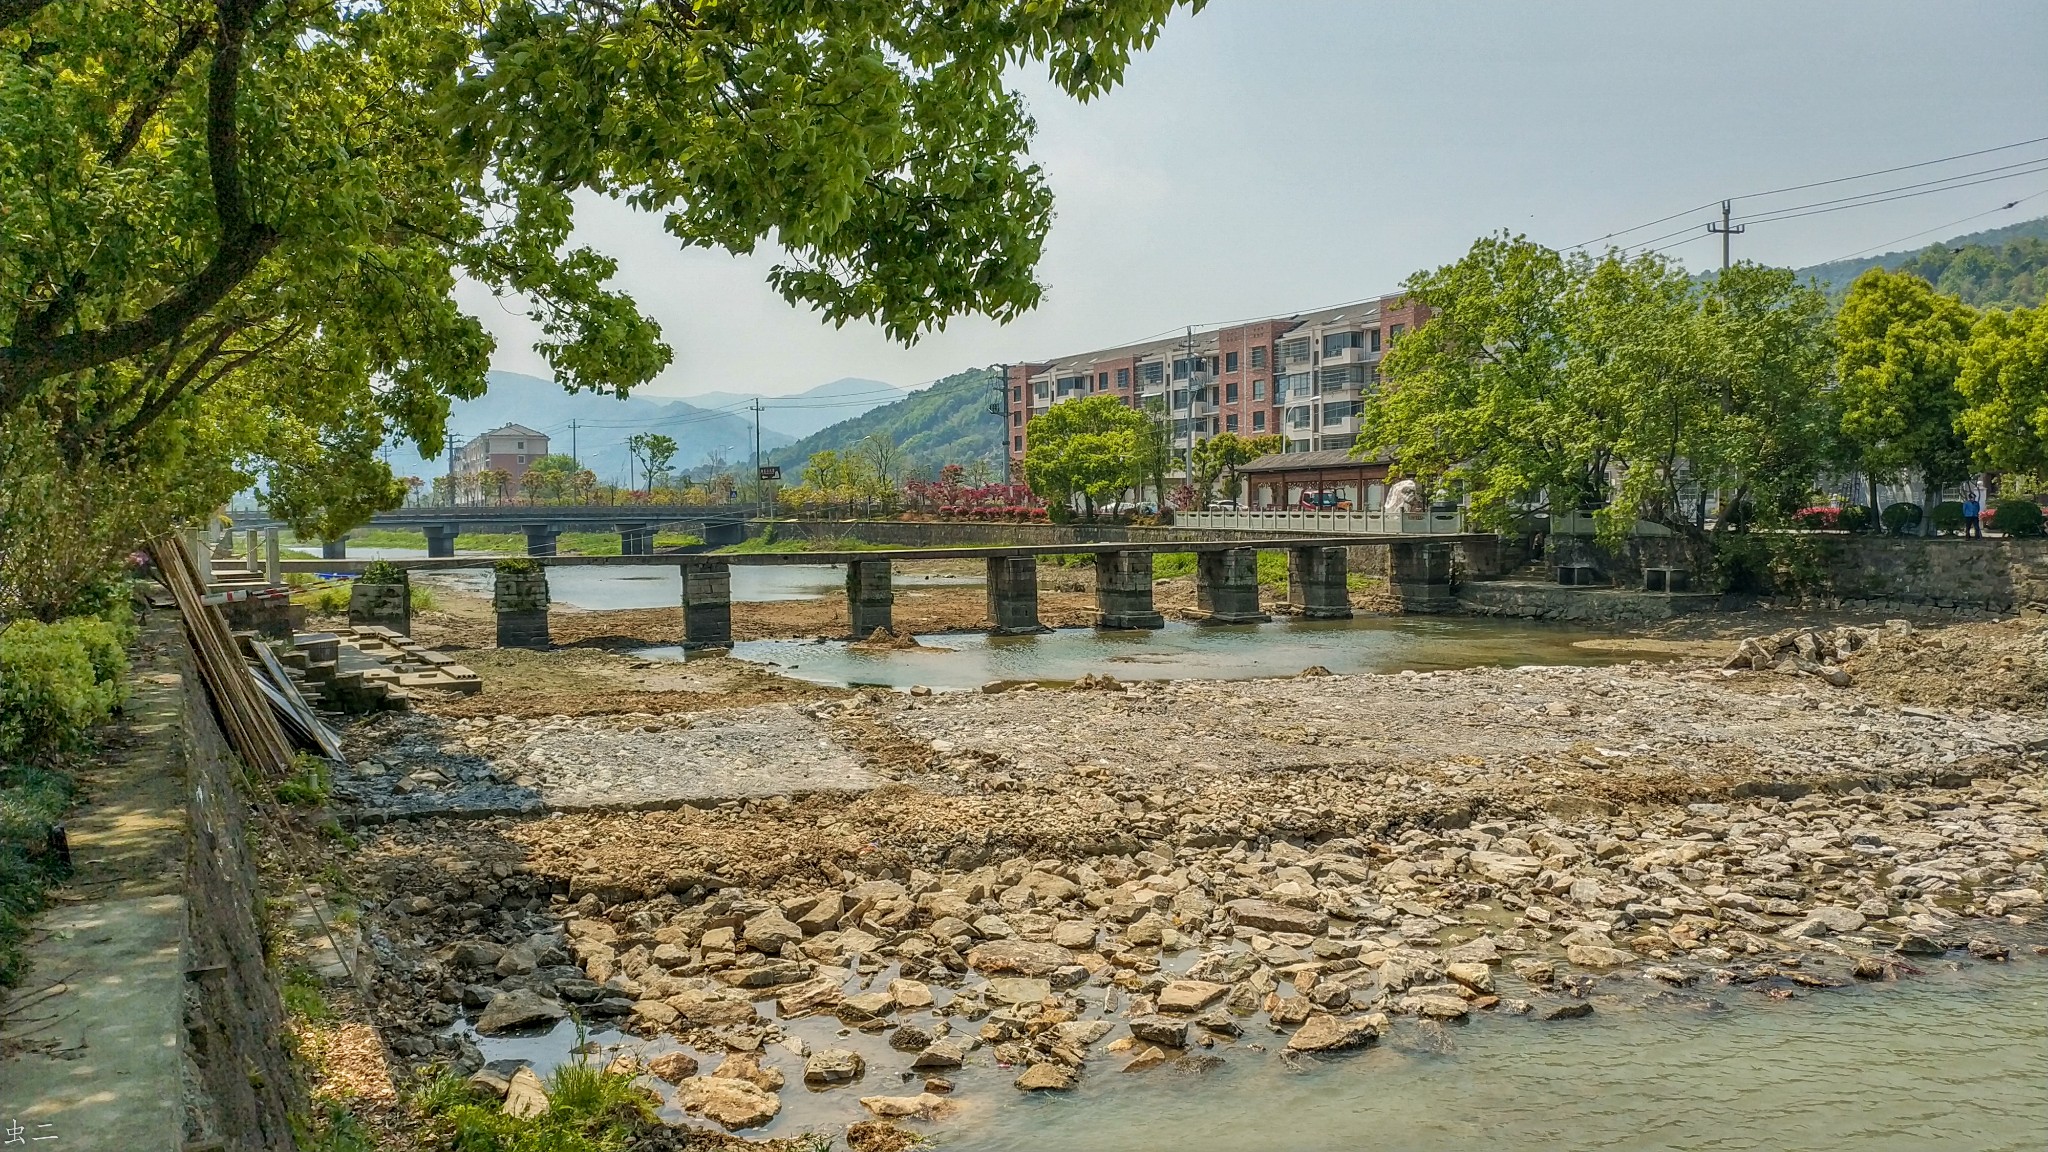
1880, 502, 1922, 536
1990, 500, 2046, 537
1929, 501, 1966, 535
0, 618, 125, 763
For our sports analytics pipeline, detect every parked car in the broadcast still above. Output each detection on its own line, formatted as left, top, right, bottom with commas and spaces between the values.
1103, 500, 1158, 516
1299, 490, 1352, 511
1205, 499, 1242, 511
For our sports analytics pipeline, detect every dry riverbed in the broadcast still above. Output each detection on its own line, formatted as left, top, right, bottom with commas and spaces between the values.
335, 616, 2048, 1146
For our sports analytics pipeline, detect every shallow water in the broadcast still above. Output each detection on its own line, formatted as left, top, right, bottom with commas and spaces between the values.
426, 564, 981, 609
639, 616, 1667, 691
469, 959, 2046, 1151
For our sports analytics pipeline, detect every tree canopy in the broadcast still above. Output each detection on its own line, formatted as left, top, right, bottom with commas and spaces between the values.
1023, 394, 1148, 517
1958, 303, 2048, 477
1835, 267, 1978, 495
0, 0, 1203, 616
1364, 233, 1837, 550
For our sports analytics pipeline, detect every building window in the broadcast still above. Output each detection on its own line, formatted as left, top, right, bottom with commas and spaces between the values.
1117, 368, 1131, 388
1278, 337, 1311, 366
1252, 410, 1266, 431
1171, 388, 1188, 411
1011, 411, 1022, 426
1225, 351, 1240, 374
1013, 386, 1022, 402
1013, 435, 1023, 451
1323, 401, 1358, 426
1249, 345, 1267, 369
516, 440, 526, 450
1389, 323, 1405, 341
516, 455, 526, 464
1225, 381, 1239, 403
1139, 362, 1164, 386
1226, 414, 1239, 432
1252, 379, 1266, 401
1369, 328, 1381, 352
1322, 331, 1359, 357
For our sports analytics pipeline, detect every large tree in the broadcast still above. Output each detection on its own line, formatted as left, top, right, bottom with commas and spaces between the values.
1834, 267, 1979, 515
1023, 394, 1148, 518
1957, 303, 2048, 477
1191, 431, 1280, 503
1364, 233, 1836, 561
0, 0, 1202, 614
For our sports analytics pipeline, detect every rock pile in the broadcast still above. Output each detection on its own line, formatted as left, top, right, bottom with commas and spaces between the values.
359, 767, 2046, 1134
1723, 621, 1907, 685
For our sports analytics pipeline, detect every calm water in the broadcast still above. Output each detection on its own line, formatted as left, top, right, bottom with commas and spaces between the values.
467, 959, 2046, 1151
639, 616, 1665, 690
426, 564, 980, 609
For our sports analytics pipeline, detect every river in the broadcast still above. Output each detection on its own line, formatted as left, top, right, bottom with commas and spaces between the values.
464, 957, 2045, 1151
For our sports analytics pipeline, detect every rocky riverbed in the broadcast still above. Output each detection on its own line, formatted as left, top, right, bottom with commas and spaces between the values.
339, 616, 2048, 1145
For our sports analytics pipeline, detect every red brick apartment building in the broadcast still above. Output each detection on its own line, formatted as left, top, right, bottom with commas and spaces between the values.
1004, 293, 1429, 500
456, 423, 549, 500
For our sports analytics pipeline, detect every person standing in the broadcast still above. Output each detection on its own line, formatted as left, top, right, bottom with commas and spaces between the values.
1961, 488, 1983, 538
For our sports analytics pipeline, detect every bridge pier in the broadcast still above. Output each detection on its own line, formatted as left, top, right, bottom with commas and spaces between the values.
423, 524, 459, 558
321, 535, 349, 560
1196, 548, 1269, 624
1389, 540, 1457, 613
522, 524, 560, 556
620, 525, 656, 555
847, 560, 894, 637
703, 520, 747, 547
1095, 551, 1164, 629
494, 563, 551, 648
681, 563, 732, 648
1287, 546, 1352, 620
986, 556, 1047, 634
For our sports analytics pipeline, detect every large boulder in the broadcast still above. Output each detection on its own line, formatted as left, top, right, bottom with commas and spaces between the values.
1286, 1012, 1386, 1053
474, 989, 567, 1035
966, 939, 1073, 977
804, 1049, 867, 1086
675, 1077, 780, 1130
1224, 899, 1328, 936
743, 909, 805, 954
1157, 979, 1229, 1013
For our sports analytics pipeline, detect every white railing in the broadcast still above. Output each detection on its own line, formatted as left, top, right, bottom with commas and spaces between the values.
1177, 509, 1466, 535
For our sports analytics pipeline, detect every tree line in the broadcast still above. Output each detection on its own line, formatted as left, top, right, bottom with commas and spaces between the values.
1361, 233, 2047, 567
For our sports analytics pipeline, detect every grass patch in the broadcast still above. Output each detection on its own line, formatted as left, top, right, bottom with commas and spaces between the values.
416, 1061, 656, 1152
274, 754, 333, 807
716, 534, 896, 554
296, 1103, 379, 1152
0, 764, 75, 985
281, 967, 333, 1022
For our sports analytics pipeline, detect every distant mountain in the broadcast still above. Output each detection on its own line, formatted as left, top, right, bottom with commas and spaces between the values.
767, 368, 1005, 479
1795, 215, 2048, 305
379, 370, 793, 486
680, 377, 908, 440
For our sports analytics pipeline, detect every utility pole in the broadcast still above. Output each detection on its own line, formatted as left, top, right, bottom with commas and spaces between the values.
1182, 325, 1197, 490
445, 432, 462, 507
749, 398, 762, 506
569, 419, 578, 465
987, 365, 1010, 485
1707, 199, 1745, 270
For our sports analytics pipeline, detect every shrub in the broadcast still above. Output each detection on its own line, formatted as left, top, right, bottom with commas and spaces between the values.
1880, 502, 1922, 536
1837, 504, 1875, 533
409, 584, 438, 612
0, 618, 125, 763
359, 559, 404, 584
1794, 506, 1840, 529
1989, 500, 2046, 537
1929, 501, 1966, 535
494, 557, 541, 575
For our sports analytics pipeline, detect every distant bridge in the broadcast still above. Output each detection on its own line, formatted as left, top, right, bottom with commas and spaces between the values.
227, 503, 761, 555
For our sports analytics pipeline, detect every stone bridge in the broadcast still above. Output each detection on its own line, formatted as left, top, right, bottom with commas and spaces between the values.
286, 535, 1489, 648
228, 503, 760, 556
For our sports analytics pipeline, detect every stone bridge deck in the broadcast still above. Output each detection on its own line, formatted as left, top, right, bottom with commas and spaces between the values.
292, 536, 1488, 648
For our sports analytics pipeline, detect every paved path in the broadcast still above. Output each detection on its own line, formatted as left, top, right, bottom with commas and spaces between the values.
0, 658, 190, 1150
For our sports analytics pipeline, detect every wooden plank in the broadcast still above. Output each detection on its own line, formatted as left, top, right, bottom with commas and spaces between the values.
247, 638, 346, 762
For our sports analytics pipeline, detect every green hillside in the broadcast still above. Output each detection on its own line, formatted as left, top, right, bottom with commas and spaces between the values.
768, 367, 1004, 477
1797, 215, 2048, 306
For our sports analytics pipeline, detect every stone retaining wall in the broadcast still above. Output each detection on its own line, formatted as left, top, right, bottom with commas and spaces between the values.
1807, 535, 2048, 614
1457, 580, 1726, 625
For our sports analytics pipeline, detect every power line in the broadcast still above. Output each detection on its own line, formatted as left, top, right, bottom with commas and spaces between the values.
1573, 132, 2048, 251
1732, 157, 2048, 226
1821, 186, 2048, 264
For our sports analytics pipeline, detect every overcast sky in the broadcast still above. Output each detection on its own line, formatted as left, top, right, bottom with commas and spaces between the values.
459, 0, 2048, 401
